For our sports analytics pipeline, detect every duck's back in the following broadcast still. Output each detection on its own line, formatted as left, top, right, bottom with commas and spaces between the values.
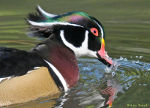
0, 47, 48, 77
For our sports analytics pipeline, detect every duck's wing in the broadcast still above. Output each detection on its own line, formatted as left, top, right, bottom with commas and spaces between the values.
0, 47, 48, 78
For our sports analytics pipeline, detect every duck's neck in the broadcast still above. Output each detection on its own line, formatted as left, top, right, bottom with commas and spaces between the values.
32, 38, 79, 88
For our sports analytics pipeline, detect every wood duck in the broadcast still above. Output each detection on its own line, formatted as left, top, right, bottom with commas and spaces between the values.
0, 6, 113, 106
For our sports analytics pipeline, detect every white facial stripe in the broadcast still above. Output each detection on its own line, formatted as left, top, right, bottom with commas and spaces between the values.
60, 30, 97, 58
37, 5, 57, 17
28, 20, 83, 28
93, 20, 104, 38
99, 26, 104, 38
44, 60, 69, 92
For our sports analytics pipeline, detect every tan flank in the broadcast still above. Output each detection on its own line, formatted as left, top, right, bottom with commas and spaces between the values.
0, 67, 60, 107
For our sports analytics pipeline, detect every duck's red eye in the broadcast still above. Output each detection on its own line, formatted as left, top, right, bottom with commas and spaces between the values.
90, 28, 98, 36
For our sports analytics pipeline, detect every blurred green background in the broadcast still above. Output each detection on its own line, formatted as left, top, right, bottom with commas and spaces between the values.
0, 0, 150, 62
0, 0, 150, 108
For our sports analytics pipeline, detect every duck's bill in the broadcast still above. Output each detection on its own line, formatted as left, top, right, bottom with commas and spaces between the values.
97, 50, 113, 67
97, 38, 113, 67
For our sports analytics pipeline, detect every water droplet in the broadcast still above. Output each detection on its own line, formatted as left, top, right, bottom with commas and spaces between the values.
112, 72, 116, 76
139, 56, 143, 59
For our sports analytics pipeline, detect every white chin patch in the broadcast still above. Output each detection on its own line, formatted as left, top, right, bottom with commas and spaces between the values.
60, 30, 97, 58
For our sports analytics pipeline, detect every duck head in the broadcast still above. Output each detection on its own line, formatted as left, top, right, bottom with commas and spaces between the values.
27, 5, 113, 67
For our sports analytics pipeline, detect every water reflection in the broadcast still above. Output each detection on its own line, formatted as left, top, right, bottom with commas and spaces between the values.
99, 75, 118, 107
7, 94, 60, 108
61, 57, 150, 108
75, 72, 122, 108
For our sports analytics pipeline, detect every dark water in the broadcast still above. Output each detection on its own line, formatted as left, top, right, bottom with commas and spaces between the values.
0, 0, 150, 108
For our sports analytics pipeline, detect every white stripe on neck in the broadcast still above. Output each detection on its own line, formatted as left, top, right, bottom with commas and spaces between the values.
44, 60, 69, 92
